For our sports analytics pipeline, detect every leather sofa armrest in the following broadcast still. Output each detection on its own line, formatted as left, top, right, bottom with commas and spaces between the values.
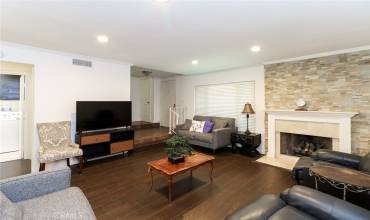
225, 195, 286, 220
281, 185, 370, 220
313, 149, 362, 169
292, 157, 315, 185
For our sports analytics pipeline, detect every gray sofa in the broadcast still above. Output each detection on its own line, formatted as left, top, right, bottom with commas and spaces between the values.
0, 167, 96, 220
175, 115, 236, 153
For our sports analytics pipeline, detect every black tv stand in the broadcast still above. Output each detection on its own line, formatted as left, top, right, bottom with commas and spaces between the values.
75, 127, 134, 164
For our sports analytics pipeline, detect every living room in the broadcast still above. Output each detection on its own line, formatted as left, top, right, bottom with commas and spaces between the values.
1, 1, 370, 220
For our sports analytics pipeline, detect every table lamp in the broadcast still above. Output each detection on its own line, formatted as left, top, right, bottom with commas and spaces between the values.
242, 103, 255, 134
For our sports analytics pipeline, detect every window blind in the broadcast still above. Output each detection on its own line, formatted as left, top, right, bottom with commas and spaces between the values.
194, 81, 255, 132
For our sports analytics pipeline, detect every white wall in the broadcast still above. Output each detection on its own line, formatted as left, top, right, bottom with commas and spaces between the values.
176, 66, 265, 152
1, 42, 132, 172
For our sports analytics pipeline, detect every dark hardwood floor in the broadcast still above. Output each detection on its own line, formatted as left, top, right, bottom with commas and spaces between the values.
71, 145, 293, 220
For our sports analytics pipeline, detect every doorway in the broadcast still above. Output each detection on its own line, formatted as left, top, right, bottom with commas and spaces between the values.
0, 61, 34, 163
131, 76, 153, 122
160, 79, 176, 127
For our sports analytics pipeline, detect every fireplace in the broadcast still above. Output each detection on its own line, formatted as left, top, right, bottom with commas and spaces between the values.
256, 110, 358, 170
280, 133, 332, 157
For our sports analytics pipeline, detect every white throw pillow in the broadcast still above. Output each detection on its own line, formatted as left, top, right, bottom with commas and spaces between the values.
189, 120, 205, 133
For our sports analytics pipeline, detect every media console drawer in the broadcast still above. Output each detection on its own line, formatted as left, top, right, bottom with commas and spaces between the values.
81, 134, 110, 145
110, 140, 134, 153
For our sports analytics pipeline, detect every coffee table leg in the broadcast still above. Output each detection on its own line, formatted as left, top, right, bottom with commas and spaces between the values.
168, 175, 173, 203
148, 167, 153, 192
190, 170, 193, 178
209, 161, 214, 183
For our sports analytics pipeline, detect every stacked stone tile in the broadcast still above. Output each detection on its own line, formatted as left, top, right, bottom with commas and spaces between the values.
265, 50, 370, 155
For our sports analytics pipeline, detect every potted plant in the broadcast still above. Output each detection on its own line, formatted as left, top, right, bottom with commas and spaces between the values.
166, 135, 193, 164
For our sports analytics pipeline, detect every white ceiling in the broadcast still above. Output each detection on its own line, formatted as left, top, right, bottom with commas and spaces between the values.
131, 65, 181, 78
1, 0, 370, 74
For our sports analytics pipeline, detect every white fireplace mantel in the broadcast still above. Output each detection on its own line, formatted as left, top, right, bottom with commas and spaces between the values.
259, 110, 359, 170
265, 110, 358, 119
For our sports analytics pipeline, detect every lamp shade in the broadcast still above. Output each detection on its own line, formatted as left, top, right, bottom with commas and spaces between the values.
242, 103, 255, 114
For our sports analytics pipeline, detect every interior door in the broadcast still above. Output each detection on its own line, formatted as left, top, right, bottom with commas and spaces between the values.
160, 80, 176, 127
139, 77, 151, 122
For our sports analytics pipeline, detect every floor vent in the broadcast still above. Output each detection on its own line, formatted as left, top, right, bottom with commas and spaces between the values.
72, 59, 92, 67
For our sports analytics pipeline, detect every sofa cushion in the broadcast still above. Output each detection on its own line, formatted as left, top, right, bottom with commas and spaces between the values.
193, 115, 211, 122
359, 152, 370, 173
177, 130, 213, 143
193, 115, 236, 129
269, 206, 317, 220
0, 191, 23, 220
193, 132, 213, 143
212, 118, 228, 129
177, 130, 193, 139
18, 187, 96, 220
39, 146, 83, 163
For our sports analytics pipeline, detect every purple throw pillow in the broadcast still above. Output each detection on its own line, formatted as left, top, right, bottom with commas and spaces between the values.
203, 120, 214, 133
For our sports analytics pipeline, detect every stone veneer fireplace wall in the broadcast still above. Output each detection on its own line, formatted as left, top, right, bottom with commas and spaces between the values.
265, 49, 370, 156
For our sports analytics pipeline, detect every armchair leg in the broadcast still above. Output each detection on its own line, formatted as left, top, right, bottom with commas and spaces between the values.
79, 156, 83, 174
39, 163, 45, 171
67, 158, 70, 167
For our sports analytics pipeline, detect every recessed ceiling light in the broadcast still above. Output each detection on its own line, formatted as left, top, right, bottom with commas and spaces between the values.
97, 35, 109, 43
192, 60, 199, 65
250, 45, 261, 52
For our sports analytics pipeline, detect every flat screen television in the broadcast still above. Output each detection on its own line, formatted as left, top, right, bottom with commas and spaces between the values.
76, 101, 132, 132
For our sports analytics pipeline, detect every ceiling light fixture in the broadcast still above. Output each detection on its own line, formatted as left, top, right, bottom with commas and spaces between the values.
192, 60, 199, 65
154, 0, 169, 3
97, 35, 109, 43
250, 45, 261, 52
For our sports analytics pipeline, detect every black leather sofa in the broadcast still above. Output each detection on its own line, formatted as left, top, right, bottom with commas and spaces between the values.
225, 185, 370, 220
292, 149, 370, 209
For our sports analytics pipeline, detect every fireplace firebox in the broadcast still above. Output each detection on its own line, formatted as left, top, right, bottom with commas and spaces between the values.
280, 132, 332, 157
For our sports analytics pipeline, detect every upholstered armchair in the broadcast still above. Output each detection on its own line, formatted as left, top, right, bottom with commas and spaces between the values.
37, 121, 83, 173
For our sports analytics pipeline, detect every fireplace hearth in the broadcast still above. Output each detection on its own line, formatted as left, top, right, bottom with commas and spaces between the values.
280, 133, 332, 157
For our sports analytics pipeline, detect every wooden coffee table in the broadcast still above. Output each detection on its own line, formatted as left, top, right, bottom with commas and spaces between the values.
147, 152, 215, 203
309, 164, 370, 200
